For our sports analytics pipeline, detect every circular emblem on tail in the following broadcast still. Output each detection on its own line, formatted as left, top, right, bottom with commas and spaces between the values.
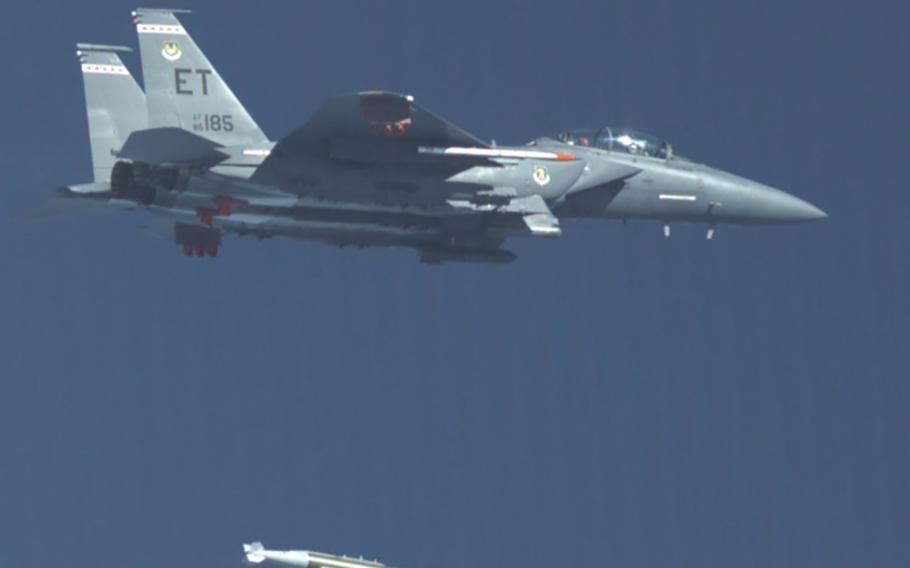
162, 41, 182, 62
533, 165, 551, 186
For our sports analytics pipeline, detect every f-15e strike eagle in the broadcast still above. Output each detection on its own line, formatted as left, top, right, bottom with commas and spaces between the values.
62, 8, 826, 263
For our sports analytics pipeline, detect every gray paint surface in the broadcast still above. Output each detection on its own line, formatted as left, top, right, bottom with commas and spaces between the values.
1, 2, 908, 568
62, 10, 825, 262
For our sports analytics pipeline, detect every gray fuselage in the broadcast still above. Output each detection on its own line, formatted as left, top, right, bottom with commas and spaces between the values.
533, 137, 826, 226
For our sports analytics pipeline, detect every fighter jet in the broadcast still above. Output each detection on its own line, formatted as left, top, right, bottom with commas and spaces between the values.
59, 8, 825, 263
243, 542, 389, 568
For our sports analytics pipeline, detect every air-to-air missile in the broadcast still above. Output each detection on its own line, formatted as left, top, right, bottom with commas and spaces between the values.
244, 542, 389, 568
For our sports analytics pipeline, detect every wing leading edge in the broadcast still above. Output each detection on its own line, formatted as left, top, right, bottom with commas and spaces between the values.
253, 92, 496, 179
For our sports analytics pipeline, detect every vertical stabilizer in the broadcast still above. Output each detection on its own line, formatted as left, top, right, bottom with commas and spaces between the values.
77, 44, 147, 183
132, 8, 268, 146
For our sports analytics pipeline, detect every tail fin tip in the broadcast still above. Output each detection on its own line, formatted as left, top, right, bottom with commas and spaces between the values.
77, 43, 133, 53
133, 7, 268, 145
132, 7, 193, 16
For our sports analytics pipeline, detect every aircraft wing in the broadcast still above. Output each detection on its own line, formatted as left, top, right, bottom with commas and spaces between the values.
254, 92, 533, 180
279, 91, 486, 148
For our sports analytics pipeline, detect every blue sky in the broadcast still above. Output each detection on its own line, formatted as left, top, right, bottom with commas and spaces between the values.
1, 1, 908, 567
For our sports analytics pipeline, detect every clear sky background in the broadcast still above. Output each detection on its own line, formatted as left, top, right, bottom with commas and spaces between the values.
1, 1, 908, 567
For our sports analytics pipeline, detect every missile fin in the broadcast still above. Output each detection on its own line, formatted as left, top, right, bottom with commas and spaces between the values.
244, 542, 266, 564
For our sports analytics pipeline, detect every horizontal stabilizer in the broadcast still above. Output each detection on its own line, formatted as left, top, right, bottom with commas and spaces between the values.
21, 187, 136, 221
61, 182, 111, 195
119, 127, 228, 166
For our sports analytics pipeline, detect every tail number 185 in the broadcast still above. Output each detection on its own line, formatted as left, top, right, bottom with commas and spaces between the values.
193, 114, 234, 133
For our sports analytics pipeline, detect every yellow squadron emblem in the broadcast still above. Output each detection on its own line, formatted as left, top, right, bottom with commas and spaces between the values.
532, 165, 551, 186
161, 41, 182, 62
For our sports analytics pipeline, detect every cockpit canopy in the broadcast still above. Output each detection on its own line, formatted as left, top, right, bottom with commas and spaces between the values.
551, 127, 675, 160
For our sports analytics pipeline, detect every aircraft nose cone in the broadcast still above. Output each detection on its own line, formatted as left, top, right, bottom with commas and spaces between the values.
750, 185, 827, 223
